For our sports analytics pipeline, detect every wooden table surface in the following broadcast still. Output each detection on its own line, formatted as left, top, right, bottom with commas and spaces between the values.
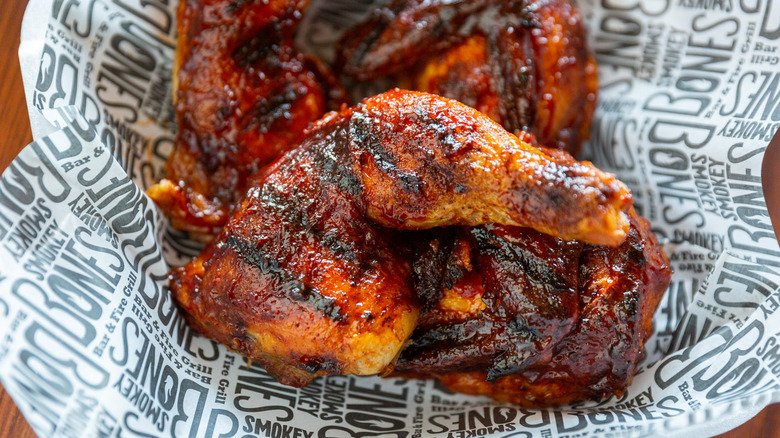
0, 0, 777, 437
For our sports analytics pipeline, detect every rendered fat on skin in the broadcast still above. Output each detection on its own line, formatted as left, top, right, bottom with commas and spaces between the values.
170, 90, 632, 387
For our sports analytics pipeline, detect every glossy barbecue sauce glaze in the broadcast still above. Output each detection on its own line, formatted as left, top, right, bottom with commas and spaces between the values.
148, 0, 348, 235
396, 210, 671, 407
162, 0, 671, 407
338, 0, 598, 155
169, 91, 647, 395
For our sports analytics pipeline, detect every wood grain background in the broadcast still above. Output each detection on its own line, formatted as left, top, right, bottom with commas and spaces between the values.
0, 0, 776, 436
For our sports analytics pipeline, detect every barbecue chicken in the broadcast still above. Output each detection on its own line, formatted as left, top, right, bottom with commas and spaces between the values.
148, 0, 347, 235
396, 208, 671, 406
169, 90, 637, 389
338, 0, 598, 155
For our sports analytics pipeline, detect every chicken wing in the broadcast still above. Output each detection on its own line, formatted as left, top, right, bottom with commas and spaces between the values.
147, 0, 347, 235
338, 0, 598, 155
396, 208, 672, 406
170, 90, 632, 386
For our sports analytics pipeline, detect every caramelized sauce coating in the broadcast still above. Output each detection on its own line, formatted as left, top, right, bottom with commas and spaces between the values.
402, 226, 584, 380
157, 0, 670, 407
338, 0, 598, 155
170, 90, 634, 386
347, 91, 631, 244
147, 0, 347, 235
396, 209, 672, 407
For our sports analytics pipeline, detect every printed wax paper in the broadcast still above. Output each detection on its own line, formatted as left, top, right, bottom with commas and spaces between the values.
2, 0, 779, 436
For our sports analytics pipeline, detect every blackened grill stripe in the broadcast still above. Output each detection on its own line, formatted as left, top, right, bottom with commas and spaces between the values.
252, 84, 310, 131
233, 26, 284, 67
263, 174, 362, 264
350, 111, 399, 170
225, 235, 345, 322
489, 30, 535, 134
260, 155, 364, 266
310, 125, 363, 198
471, 227, 569, 290
346, 1, 412, 72
259, 185, 310, 230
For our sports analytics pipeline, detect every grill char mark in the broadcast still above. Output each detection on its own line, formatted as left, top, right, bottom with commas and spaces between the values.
225, 234, 346, 322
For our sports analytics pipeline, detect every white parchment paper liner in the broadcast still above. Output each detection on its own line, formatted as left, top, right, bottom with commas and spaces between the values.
2, 0, 779, 437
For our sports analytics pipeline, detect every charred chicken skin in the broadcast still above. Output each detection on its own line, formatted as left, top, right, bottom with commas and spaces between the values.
403, 225, 584, 381
338, 0, 598, 155
170, 90, 634, 387
396, 208, 671, 406
147, 0, 347, 235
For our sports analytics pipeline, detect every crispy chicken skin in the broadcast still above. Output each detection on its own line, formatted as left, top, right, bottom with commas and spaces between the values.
395, 208, 672, 406
147, 0, 347, 235
338, 0, 598, 155
170, 90, 633, 387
